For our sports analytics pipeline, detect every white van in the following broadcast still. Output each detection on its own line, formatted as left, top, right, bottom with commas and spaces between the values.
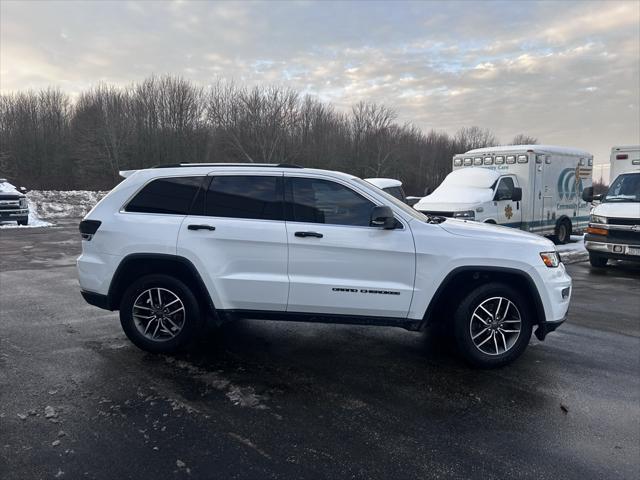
581, 145, 640, 267
609, 145, 640, 183
414, 145, 593, 244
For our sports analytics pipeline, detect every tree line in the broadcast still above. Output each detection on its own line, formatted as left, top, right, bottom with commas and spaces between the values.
0, 75, 537, 194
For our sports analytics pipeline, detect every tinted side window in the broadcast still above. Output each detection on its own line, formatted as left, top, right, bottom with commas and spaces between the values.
126, 177, 203, 215
288, 178, 375, 226
496, 177, 515, 201
205, 176, 283, 220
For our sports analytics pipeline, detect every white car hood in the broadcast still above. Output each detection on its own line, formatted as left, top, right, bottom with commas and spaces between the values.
438, 218, 554, 249
591, 202, 640, 219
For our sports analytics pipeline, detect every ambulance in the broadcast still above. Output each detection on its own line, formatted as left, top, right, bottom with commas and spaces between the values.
414, 145, 593, 244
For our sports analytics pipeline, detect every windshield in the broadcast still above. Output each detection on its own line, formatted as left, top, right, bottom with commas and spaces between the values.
352, 178, 430, 223
440, 168, 500, 189
603, 173, 640, 203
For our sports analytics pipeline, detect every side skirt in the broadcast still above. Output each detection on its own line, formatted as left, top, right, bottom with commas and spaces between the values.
216, 309, 422, 331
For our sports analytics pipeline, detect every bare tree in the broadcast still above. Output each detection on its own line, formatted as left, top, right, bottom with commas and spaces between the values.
511, 134, 538, 145
0, 75, 502, 195
454, 126, 499, 151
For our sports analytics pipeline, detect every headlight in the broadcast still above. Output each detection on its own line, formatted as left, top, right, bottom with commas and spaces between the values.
453, 210, 475, 220
589, 214, 607, 224
19, 197, 27, 209
540, 251, 560, 268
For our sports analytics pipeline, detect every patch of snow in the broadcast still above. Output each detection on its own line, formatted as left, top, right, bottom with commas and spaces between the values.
27, 190, 108, 219
441, 167, 500, 188
557, 235, 588, 264
44, 405, 58, 419
163, 356, 268, 409
416, 168, 498, 207
556, 235, 586, 252
465, 145, 592, 157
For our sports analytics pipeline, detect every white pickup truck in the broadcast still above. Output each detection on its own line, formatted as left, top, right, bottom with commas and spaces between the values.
0, 178, 29, 225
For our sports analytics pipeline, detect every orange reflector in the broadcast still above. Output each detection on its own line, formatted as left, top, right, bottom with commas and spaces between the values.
541, 256, 554, 267
587, 226, 608, 236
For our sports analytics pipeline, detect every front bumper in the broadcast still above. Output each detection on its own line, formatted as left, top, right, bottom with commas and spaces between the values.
535, 317, 565, 341
533, 263, 572, 325
584, 234, 640, 261
0, 208, 28, 220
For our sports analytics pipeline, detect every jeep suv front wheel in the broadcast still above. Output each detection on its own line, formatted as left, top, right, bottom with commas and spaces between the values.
453, 282, 533, 368
119, 274, 202, 353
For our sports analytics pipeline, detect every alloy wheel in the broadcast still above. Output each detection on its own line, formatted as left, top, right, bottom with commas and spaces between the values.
132, 288, 186, 342
469, 296, 521, 355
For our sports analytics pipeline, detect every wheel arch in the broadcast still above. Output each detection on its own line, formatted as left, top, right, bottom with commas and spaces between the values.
107, 253, 216, 315
556, 215, 573, 228
420, 266, 545, 330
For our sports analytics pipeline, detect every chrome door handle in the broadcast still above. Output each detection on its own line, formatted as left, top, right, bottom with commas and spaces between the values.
295, 231, 323, 238
188, 224, 216, 231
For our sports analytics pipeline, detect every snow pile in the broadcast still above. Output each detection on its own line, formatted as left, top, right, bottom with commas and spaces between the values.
27, 190, 108, 219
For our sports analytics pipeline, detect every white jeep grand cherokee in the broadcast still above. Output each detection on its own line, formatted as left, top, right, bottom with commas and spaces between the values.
78, 164, 571, 368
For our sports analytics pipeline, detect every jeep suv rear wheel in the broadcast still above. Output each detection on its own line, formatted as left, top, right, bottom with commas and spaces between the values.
453, 282, 533, 368
119, 274, 202, 353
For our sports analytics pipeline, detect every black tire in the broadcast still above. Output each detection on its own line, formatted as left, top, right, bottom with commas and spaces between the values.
17, 218, 28, 226
453, 282, 533, 368
589, 253, 608, 268
553, 219, 571, 245
119, 274, 202, 353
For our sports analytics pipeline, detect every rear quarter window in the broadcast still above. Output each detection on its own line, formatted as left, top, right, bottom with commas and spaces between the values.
204, 176, 283, 220
125, 176, 204, 215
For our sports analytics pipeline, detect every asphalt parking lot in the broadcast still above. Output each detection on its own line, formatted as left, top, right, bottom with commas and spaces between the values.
1, 219, 639, 480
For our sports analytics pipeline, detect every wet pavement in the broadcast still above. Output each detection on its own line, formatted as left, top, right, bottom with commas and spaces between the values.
1, 219, 639, 479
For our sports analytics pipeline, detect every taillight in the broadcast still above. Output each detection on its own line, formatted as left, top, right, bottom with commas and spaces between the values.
616, 154, 628, 160
79, 220, 101, 240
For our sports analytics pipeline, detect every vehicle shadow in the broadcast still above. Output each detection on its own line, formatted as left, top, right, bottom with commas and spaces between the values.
587, 260, 640, 278
152, 318, 557, 413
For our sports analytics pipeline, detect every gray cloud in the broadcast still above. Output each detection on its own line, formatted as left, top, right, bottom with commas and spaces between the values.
1, 0, 638, 166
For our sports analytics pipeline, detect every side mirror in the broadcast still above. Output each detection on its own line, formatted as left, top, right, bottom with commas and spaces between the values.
581, 187, 593, 202
19, 186, 28, 194
593, 194, 603, 202
370, 205, 396, 229
511, 187, 522, 202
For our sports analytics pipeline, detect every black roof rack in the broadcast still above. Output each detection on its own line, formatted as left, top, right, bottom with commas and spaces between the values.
152, 163, 303, 169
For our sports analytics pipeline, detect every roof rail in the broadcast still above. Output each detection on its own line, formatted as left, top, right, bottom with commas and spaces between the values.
151, 162, 303, 169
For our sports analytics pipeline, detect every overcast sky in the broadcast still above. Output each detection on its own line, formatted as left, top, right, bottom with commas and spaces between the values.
1, 0, 638, 173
